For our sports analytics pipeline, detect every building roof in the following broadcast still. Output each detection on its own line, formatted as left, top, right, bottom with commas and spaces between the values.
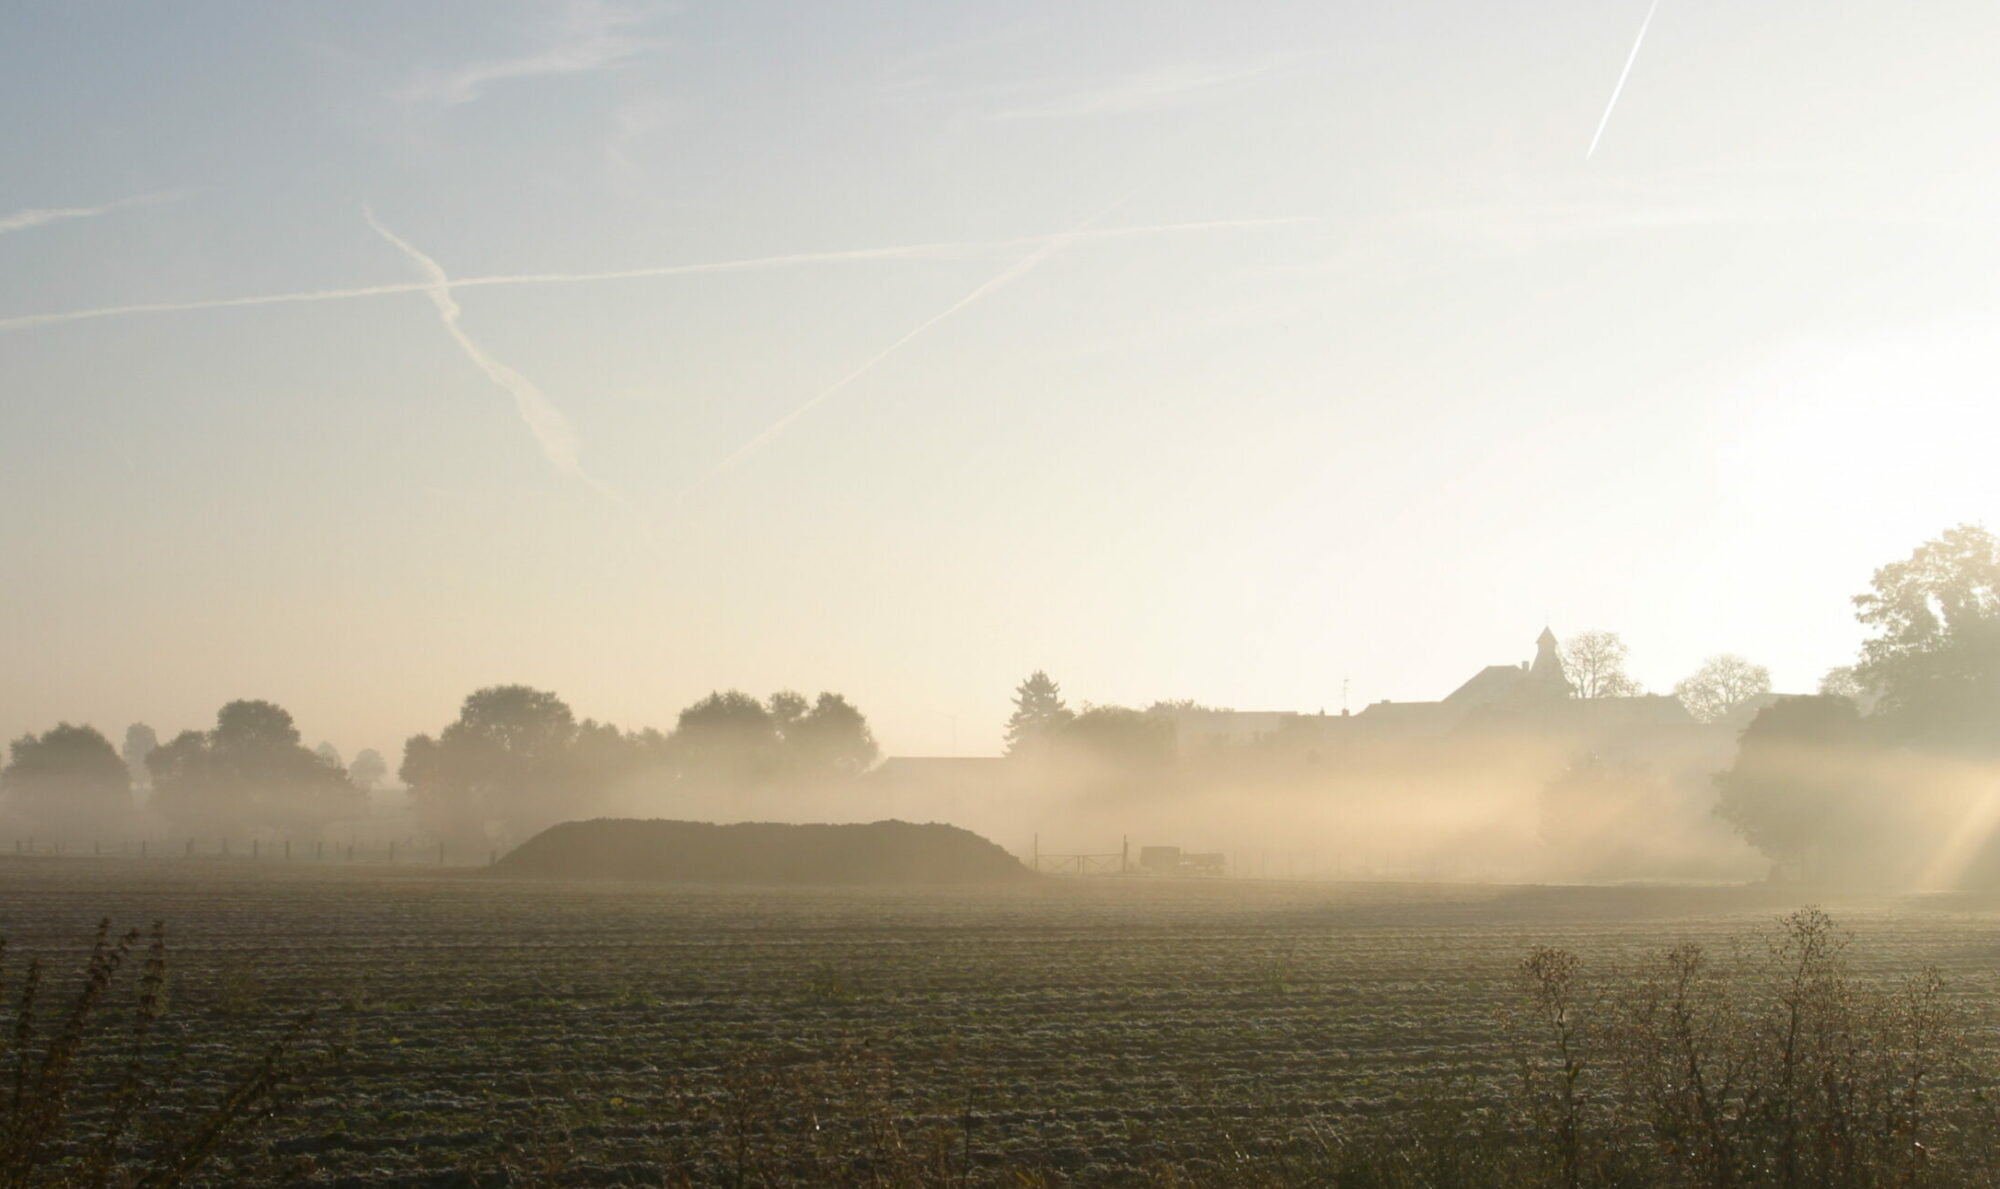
1443, 664, 1529, 706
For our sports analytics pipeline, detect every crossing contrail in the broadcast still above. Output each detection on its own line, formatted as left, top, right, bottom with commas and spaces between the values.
0, 217, 1310, 333
683, 197, 1140, 497
365, 208, 613, 497
1587, 0, 1663, 159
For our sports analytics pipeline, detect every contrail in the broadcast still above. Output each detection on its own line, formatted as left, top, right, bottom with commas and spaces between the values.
682, 197, 1135, 497
1587, 0, 1663, 160
0, 190, 188, 236
0, 217, 1311, 333
365, 208, 612, 497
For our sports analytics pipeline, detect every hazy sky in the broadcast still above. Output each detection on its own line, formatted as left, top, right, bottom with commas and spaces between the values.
5, 0, 2000, 761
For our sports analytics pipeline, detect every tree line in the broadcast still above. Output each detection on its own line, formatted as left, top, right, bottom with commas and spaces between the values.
0, 686, 877, 847
399, 685, 876, 844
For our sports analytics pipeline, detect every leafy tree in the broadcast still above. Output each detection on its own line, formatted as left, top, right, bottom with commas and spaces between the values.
145, 731, 214, 823
401, 685, 583, 844
1714, 695, 1864, 876
121, 723, 158, 792
149, 701, 357, 835
1560, 630, 1644, 698
1673, 655, 1772, 724
1063, 706, 1173, 770
348, 748, 388, 793
1852, 523, 2000, 750
313, 741, 343, 769
671, 691, 780, 791
1, 723, 130, 834
783, 692, 879, 781
570, 719, 656, 805
767, 691, 810, 737
1005, 671, 1074, 758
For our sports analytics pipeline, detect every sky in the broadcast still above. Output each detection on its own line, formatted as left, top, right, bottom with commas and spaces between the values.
5, 0, 2000, 762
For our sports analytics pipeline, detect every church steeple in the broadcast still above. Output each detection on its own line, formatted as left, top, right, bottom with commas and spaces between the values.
1527, 626, 1574, 697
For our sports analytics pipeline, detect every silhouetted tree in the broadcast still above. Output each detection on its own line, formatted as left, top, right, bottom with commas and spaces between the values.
314, 741, 342, 769
1852, 523, 2000, 751
1714, 695, 1864, 877
671, 691, 780, 792
1005, 671, 1073, 758
1560, 630, 1644, 698
400, 685, 583, 844
570, 719, 656, 805
784, 692, 880, 781
1674, 655, 1771, 723
348, 748, 388, 794
1062, 706, 1173, 771
1, 724, 130, 835
768, 691, 810, 738
150, 701, 358, 835
144, 731, 213, 822
120, 723, 158, 792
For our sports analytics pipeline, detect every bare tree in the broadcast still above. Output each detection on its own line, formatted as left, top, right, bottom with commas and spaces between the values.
1673, 654, 1772, 723
1560, 630, 1645, 698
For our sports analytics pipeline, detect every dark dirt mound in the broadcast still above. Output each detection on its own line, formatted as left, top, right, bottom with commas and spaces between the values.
493, 819, 1033, 885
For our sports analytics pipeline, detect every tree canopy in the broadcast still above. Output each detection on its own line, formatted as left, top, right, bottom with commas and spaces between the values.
400, 685, 589, 844
149, 700, 359, 834
1713, 695, 1866, 874
1, 723, 130, 833
1852, 523, 2000, 750
781, 692, 880, 781
1063, 706, 1174, 771
348, 748, 388, 793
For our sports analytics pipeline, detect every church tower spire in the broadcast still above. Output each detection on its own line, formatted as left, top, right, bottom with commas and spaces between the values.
1527, 626, 1574, 697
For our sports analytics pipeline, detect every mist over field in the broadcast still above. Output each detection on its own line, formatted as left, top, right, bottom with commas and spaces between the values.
8, 0, 2000, 1184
